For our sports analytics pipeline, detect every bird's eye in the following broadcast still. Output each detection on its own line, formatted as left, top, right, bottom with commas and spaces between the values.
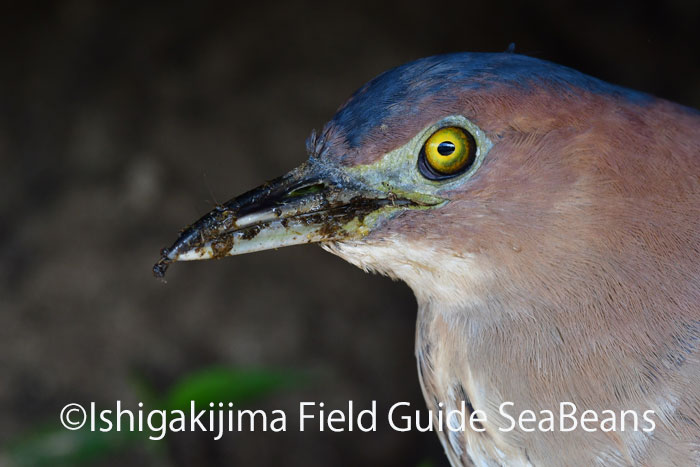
419, 127, 476, 180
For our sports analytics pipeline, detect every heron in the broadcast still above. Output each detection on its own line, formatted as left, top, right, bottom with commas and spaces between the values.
154, 52, 700, 466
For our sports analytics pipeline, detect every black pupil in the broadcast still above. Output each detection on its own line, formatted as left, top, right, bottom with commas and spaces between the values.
437, 141, 455, 156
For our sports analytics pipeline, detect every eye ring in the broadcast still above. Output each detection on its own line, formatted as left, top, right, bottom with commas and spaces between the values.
418, 126, 476, 180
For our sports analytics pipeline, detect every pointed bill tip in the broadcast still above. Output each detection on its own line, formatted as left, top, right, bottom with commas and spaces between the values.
153, 248, 172, 281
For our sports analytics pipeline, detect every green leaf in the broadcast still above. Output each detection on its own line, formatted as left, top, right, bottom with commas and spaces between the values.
3, 366, 306, 466
164, 367, 304, 412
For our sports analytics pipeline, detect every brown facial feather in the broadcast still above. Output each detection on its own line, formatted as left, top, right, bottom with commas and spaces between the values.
327, 81, 700, 464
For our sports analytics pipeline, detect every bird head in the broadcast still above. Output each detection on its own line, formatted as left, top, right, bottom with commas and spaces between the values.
156, 52, 683, 313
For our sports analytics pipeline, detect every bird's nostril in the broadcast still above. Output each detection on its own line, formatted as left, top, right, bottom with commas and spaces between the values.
286, 182, 325, 198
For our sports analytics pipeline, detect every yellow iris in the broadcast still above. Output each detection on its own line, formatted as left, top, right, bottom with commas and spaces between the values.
423, 127, 474, 175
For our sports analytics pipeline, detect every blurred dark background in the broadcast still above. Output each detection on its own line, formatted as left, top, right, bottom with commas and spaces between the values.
1, 1, 698, 466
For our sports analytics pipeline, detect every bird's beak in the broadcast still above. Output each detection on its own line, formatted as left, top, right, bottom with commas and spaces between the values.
153, 161, 431, 278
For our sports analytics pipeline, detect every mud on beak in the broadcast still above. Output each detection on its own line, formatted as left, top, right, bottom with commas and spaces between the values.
153, 162, 429, 278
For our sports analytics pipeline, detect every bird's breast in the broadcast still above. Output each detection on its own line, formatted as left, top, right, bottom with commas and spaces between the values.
415, 305, 534, 466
